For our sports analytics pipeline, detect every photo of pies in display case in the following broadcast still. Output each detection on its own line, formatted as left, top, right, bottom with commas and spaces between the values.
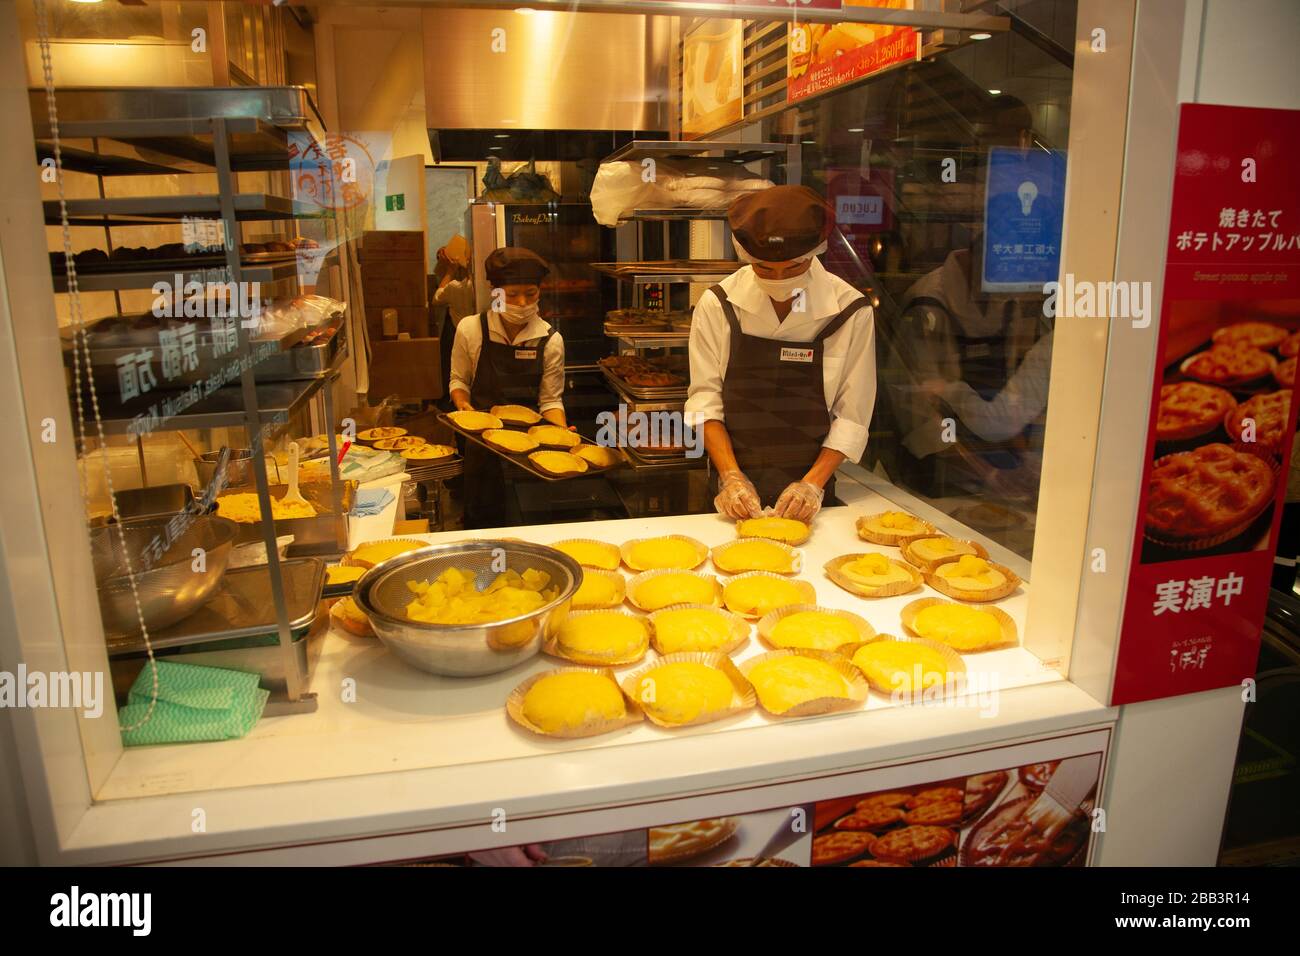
1212, 320, 1289, 351
1143, 443, 1276, 556
812, 780, 965, 866
651, 806, 811, 867
1275, 356, 1296, 388
1180, 346, 1276, 388
648, 818, 739, 864
1154, 382, 1236, 445
1224, 389, 1291, 457
962, 795, 1091, 867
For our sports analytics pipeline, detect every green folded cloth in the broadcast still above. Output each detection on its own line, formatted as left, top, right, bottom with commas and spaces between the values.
118, 660, 269, 747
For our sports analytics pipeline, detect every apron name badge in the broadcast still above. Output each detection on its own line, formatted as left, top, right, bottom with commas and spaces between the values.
514, 348, 538, 360
779, 346, 815, 363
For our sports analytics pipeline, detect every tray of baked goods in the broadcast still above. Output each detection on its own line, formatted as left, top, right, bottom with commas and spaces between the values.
599, 354, 689, 399
49, 237, 314, 274
603, 308, 693, 339
437, 410, 625, 481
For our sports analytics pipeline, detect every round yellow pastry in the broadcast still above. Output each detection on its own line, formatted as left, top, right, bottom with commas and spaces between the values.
325, 564, 366, 585
347, 537, 428, 569
852, 641, 953, 693
839, 553, 913, 588
448, 410, 503, 432
401, 443, 456, 460
556, 611, 649, 660
552, 539, 621, 570
572, 570, 625, 609
908, 537, 977, 564
713, 539, 796, 574
522, 671, 626, 733
768, 610, 863, 651
528, 424, 582, 449
724, 575, 810, 617
747, 656, 849, 714
358, 426, 407, 441
490, 404, 542, 425
910, 604, 1004, 652
626, 537, 704, 570
574, 444, 621, 469
632, 572, 717, 610
934, 555, 1007, 591
331, 595, 373, 636
528, 450, 588, 476
737, 516, 810, 544
651, 607, 739, 653
482, 429, 539, 453
634, 662, 735, 725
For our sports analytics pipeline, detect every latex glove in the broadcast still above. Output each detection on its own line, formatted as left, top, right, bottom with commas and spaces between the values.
773, 480, 824, 522
714, 470, 762, 520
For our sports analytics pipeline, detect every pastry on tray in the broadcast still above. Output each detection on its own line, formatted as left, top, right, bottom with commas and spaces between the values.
649, 606, 748, 655
571, 569, 626, 609
855, 510, 936, 546
357, 426, 407, 442
899, 536, 989, 573
900, 599, 1019, 653
527, 424, 582, 449
490, 404, 542, 426
550, 538, 621, 570
447, 410, 503, 432
1145, 442, 1275, 548
824, 552, 922, 597
735, 516, 811, 545
1180, 346, 1276, 387
722, 572, 816, 618
710, 538, 800, 574
483, 428, 540, 454
1155, 382, 1236, 442
625, 659, 740, 727
850, 639, 963, 695
528, 450, 588, 477
510, 669, 631, 737
742, 651, 860, 716
1224, 389, 1291, 454
552, 610, 649, 665
401, 443, 455, 460
621, 535, 708, 571
574, 444, 622, 469
372, 435, 427, 450
628, 570, 720, 611
923, 554, 1020, 602
1212, 320, 1288, 351
758, 607, 873, 652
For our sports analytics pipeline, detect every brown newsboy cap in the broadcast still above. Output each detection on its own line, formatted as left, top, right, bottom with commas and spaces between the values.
728, 185, 832, 261
485, 246, 550, 285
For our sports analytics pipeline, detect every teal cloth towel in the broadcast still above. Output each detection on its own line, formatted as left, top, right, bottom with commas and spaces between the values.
119, 660, 269, 747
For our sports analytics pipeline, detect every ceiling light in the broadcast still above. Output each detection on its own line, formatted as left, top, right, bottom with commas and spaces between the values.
801, 140, 816, 145
489, 146, 503, 151
988, 89, 1002, 95
494, 133, 510, 139
848, 127, 864, 133
970, 32, 992, 40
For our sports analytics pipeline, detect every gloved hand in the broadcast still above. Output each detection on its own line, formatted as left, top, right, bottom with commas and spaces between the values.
773, 480, 824, 522
714, 470, 762, 520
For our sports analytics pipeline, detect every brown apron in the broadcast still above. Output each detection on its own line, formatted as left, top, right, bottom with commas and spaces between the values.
712, 284, 868, 504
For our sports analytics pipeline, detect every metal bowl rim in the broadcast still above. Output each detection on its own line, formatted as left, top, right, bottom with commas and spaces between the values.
94, 513, 238, 586
354, 539, 583, 633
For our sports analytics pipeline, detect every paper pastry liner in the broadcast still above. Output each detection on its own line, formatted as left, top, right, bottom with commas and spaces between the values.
527, 450, 589, 477
573, 444, 626, 470
710, 537, 802, 575
481, 428, 540, 454
526, 424, 583, 449
854, 511, 937, 547
506, 666, 643, 739
647, 604, 751, 656
738, 649, 869, 718
1179, 350, 1277, 389
1142, 452, 1278, 552
712, 857, 799, 867
619, 651, 756, 728
840, 635, 967, 698
342, 538, 431, 568
543, 608, 651, 666
328, 596, 374, 638
735, 516, 812, 546
899, 598, 1019, 653
824, 553, 923, 598
721, 570, 817, 619
626, 567, 722, 612
922, 560, 1022, 603
647, 816, 740, 865
447, 411, 503, 432
489, 404, 543, 426
571, 568, 628, 610
620, 534, 710, 572
548, 537, 622, 571
756, 603, 876, 653
898, 537, 990, 574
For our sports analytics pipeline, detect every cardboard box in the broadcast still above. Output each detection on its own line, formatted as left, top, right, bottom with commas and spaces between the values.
367, 337, 444, 403
360, 230, 425, 261
365, 306, 430, 340
361, 258, 425, 282
361, 272, 426, 308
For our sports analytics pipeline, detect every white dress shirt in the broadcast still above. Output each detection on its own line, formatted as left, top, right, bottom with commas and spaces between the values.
448, 312, 566, 413
434, 277, 478, 323
685, 258, 877, 461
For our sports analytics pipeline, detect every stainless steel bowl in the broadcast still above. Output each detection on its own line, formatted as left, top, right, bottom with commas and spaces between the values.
353, 540, 583, 677
195, 448, 279, 488
91, 514, 238, 635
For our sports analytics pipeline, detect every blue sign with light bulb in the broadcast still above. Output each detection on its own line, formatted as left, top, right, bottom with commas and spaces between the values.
981, 146, 1067, 292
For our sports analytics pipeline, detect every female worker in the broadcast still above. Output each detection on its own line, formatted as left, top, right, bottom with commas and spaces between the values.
687, 185, 877, 522
448, 247, 566, 528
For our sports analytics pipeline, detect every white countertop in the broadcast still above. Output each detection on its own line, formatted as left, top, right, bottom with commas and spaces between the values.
71, 475, 1113, 864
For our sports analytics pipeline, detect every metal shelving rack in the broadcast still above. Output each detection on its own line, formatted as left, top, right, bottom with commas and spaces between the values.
39, 88, 347, 715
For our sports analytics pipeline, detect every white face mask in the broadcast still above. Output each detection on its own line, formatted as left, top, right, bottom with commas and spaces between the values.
751, 271, 808, 303
499, 301, 539, 324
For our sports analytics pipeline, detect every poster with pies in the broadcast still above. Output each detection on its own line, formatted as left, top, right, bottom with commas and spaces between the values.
1115, 104, 1300, 706
681, 19, 744, 140
787, 0, 919, 104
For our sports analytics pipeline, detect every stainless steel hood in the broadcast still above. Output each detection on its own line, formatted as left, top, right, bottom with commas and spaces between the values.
422, 8, 670, 132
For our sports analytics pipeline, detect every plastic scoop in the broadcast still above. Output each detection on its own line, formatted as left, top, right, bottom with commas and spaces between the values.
280, 441, 309, 509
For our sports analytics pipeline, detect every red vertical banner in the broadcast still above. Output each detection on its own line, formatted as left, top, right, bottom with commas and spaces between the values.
1113, 104, 1300, 705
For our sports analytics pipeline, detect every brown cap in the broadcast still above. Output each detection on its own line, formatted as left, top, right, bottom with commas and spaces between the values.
728, 185, 831, 261
485, 247, 550, 285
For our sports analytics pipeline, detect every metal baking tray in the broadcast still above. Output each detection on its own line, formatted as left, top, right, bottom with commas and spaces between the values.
215, 480, 356, 554
106, 558, 325, 694
437, 412, 622, 482
30, 85, 324, 128
50, 250, 297, 275
599, 366, 688, 401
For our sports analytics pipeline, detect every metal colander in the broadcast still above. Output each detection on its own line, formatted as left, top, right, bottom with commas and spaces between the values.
354, 539, 583, 677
